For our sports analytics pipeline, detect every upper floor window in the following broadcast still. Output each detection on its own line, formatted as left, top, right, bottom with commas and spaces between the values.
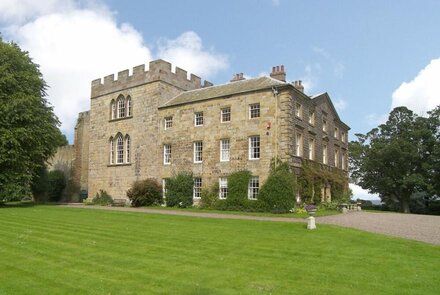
334, 127, 339, 139
163, 144, 171, 165
220, 139, 230, 162
295, 132, 303, 157
221, 107, 231, 122
334, 148, 339, 168
249, 103, 260, 118
295, 102, 303, 119
194, 141, 203, 163
195, 112, 204, 126
309, 111, 315, 126
249, 136, 260, 160
219, 177, 228, 199
126, 96, 132, 117
341, 131, 346, 143
322, 119, 327, 133
109, 137, 114, 164
308, 138, 315, 160
342, 152, 347, 170
323, 144, 328, 165
117, 97, 126, 118
125, 135, 131, 163
248, 176, 259, 200
193, 177, 202, 198
110, 100, 117, 119
116, 134, 124, 164
164, 117, 173, 130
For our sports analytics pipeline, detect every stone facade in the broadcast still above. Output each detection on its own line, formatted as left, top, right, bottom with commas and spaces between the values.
63, 59, 349, 202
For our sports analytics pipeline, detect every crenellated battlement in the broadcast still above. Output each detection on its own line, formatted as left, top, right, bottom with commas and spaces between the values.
91, 59, 212, 98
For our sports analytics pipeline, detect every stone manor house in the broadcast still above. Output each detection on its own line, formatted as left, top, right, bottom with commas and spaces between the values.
52, 59, 349, 203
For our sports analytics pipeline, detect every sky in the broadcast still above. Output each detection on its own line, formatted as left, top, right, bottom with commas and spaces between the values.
1, 0, 440, 200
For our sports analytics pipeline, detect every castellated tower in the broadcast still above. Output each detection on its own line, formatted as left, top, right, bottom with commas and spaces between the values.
87, 59, 210, 199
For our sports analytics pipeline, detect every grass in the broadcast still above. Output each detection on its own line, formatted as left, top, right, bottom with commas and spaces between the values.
0, 205, 438, 294
143, 205, 340, 218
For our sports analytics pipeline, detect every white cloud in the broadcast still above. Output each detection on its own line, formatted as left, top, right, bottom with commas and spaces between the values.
1, 1, 229, 142
334, 98, 347, 111
392, 58, 440, 115
157, 31, 228, 80
3, 6, 152, 138
349, 183, 380, 200
0, 0, 76, 23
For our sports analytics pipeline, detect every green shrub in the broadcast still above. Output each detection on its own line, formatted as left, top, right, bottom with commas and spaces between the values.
92, 190, 113, 206
258, 162, 295, 213
31, 166, 49, 201
225, 170, 252, 210
166, 172, 193, 208
127, 179, 163, 207
319, 200, 340, 210
200, 182, 219, 209
47, 170, 66, 202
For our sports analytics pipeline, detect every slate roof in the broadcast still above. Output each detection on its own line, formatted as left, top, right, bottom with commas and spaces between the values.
160, 76, 287, 108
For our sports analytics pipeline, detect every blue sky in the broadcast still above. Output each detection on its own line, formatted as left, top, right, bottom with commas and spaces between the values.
1, 0, 439, 199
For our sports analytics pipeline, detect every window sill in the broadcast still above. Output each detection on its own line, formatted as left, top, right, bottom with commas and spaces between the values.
109, 116, 133, 122
248, 158, 260, 161
107, 163, 132, 167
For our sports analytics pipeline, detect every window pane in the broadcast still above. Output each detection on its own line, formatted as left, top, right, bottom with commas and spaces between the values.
219, 177, 228, 199
195, 112, 204, 126
249, 103, 260, 118
221, 107, 231, 122
164, 144, 171, 164
194, 141, 203, 162
249, 136, 260, 159
220, 139, 230, 161
248, 176, 259, 199
193, 178, 202, 198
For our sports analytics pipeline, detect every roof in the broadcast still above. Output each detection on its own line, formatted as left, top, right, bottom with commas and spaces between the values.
159, 76, 287, 108
311, 92, 350, 130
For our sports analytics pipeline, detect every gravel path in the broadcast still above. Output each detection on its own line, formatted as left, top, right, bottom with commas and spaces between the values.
62, 204, 440, 245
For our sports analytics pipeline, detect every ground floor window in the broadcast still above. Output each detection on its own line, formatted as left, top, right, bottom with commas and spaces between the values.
193, 177, 202, 198
248, 176, 259, 199
219, 177, 228, 199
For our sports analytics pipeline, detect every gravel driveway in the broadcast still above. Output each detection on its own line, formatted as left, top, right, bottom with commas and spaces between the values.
63, 205, 440, 245
316, 211, 440, 245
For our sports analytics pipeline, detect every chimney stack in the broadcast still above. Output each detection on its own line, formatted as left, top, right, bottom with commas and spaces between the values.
230, 73, 245, 82
270, 64, 286, 82
293, 80, 304, 93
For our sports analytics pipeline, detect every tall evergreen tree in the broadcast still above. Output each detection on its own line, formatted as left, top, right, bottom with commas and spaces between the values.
0, 38, 65, 201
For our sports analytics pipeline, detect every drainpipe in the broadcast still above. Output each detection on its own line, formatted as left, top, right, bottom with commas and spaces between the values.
272, 87, 279, 168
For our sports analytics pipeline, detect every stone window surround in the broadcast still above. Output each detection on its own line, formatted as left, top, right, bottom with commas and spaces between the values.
309, 110, 315, 126
308, 137, 315, 160
108, 133, 132, 166
295, 131, 303, 157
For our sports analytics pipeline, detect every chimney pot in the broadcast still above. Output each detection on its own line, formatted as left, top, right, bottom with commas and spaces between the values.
270, 64, 287, 82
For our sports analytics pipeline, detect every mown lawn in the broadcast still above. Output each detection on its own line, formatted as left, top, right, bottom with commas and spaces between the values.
144, 205, 340, 218
0, 206, 438, 294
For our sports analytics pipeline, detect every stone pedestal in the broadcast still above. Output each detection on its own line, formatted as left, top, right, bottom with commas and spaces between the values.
342, 207, 348, 214
307, 216, 316, 230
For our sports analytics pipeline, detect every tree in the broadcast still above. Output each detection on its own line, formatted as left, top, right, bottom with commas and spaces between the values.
0, 38, 65, 201
349, 106, 439, 213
